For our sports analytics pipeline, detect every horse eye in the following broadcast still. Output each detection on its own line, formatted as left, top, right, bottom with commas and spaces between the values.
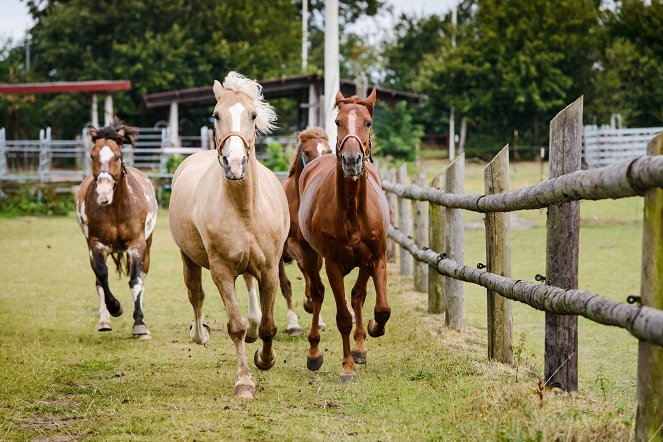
367, 121, 373, 128
251, 111, 257, 120
334, 119, 340, 127
213, 112, 220, 121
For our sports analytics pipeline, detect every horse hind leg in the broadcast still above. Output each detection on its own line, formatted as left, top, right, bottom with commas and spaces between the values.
254, 268, 279, 371
299, 258, 327, 330
96, 282, 112, 331
128, 245, 151, 339
278, 259, 301, 337
243, 274, 262, 343
350, 269, 370, 365
90, 245, 123, 323
368, 258, 391, 338
181, 252, 209, 345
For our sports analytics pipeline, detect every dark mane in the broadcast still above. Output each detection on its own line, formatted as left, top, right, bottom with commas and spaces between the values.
288, 127, 329, 177
334, 95, 374, 115
91, 116, 138, 147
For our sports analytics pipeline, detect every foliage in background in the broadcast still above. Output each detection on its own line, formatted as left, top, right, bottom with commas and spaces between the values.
373, 100, 423, 161
262, 142, 290, 172
0, 187, 74, 216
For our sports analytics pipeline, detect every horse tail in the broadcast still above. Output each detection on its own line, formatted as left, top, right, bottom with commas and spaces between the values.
110, 252, 130, 277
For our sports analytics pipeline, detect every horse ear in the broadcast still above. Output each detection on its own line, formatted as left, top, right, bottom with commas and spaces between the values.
88, 126, 97, 139
364, 88, 377, 115
335, 90, 345, 108
213, 80, 224, 101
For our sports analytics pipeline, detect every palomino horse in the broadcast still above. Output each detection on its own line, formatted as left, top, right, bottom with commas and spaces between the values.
75, 117, 158, 337
169, 72, 288, 398
298, 89, 391, 383
279, 127, 332, 336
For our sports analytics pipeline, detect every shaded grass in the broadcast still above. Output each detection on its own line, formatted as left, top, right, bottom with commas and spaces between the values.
0, 162, 642, 440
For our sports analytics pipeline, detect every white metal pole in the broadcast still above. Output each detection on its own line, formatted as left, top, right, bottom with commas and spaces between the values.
91, 94, 99, 128
302, 0, 308, 73
448, 6, 457, 161
104, 95, 113, 126
169, 100, 179, 146
324, 0, 340, 150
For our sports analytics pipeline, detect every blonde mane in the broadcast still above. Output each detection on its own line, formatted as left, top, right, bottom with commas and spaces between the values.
222, 72, 277, 134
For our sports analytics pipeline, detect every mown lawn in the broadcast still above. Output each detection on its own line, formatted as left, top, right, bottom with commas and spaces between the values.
0, 161, 642, 440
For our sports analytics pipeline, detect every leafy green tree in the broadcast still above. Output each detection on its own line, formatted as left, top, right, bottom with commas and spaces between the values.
373, 100, 423, 160
262, 142, 290, 171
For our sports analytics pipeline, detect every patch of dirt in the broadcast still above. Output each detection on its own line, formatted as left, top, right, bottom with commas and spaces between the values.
16, 415, 76, 432
32, 436, 78, 442
466, 213, 535, 231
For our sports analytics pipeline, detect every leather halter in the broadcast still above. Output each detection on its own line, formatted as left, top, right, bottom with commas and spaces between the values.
336, 133, 373, 170
216, 130, 253, 166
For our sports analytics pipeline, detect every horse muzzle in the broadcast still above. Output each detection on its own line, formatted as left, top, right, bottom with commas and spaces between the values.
95, 178, 115, 205
341, 152, 364, 178
222, 155, 248, 180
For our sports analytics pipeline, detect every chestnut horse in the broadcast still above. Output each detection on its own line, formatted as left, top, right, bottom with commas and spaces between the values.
279, 127, 332, 336
169, 72, 288, 398
298, 89, 391, 383
75, 117, 158, 337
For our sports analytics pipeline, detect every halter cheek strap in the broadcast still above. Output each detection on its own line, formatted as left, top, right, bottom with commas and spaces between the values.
216, 131, 253, 166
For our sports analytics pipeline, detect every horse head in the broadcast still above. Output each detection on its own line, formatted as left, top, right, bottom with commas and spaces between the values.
212, 72, 277, 180
88, 117, 136, 205
290, 127, 332, 176
334, 88, 376, 179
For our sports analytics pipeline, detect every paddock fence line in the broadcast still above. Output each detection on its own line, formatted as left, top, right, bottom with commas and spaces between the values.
380, 97, 663, 441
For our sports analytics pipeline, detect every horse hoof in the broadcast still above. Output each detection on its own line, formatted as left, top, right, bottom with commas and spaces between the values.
352, 350, 367, 365
234, 384, 256, 399
97, 321, 112, 332
306, 354, 324, 371
132, 324, 150, 336
245, 334, 258, 344
339, 373, 355, 384
287, 327, 302, 337
367, 319, 385, 338
189, 322, 210, 345
254, 349, 276, 371
303, 298, 313, 314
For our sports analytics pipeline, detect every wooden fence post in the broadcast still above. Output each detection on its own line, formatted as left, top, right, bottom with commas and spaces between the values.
397, 163, 412, 276
544, 97, 582, 392
484, 146, 513, 365
635, 132, 663, 441
413, 171, 429, 292
428, 172, 445, 313
445, 154, 464, 329
385, 167, 397, 263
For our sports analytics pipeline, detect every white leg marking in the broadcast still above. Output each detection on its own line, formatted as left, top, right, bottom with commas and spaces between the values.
97, 285, 112, 330
245, 276, 261, 341
319, 312, 327, 331
286, 309, 301, 333
190, 315, 209, 345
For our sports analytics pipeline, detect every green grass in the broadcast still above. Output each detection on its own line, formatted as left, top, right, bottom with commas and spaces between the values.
0, 161, 642, 440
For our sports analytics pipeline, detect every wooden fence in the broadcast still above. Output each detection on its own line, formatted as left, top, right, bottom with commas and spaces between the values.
380, 97, 663, 440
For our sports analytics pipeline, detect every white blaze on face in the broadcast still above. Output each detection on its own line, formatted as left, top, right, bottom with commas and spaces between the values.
348, 110, 358, 135
96, 146, 116, 204
317, 142, 326, 156
224, 102, 247, 178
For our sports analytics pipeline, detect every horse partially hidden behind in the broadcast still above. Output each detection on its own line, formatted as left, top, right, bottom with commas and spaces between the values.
169, 72, 288, 398
298, 89, 391, 383
279, 127, 332, 336
75, 117, 158, 337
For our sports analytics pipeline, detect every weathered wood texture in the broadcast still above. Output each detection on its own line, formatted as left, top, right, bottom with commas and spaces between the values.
545, 97, 582, 392
381, 155, 663, 212
428, 173, 445, 314
388, 225, 663, 348
445, 154, 464, 329
383, 166, 397, 263
636, 132, 663, 442
413, 171, 429, 292
484, 146, 513, 365
397, 163, 412, 276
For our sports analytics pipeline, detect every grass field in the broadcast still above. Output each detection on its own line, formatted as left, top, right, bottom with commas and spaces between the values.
0, 161, 644, 440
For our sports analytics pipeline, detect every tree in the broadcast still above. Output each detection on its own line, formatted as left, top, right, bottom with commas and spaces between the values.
373, 100, 423, 160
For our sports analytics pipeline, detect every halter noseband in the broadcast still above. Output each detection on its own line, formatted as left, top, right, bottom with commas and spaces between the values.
216, 131, 253, 166
336, 133, 373, 170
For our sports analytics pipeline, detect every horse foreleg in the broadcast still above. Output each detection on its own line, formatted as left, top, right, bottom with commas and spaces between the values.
278, 259, 301, 337
368, 258, 391, 338
181, 252, 209, 345
350, 269, 370, 364
254, 268, 278, 371
301, 244, 325, 371
325, 261, 355, 384
89, 243, 123, 330
210, 263, 254, 399
243, 274, 261, 343
128, 241, 150, 338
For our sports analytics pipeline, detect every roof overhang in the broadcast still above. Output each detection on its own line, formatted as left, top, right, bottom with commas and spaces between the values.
0, 80, 132, 94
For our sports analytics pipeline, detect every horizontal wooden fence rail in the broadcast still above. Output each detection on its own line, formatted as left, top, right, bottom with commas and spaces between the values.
388, 225, 663, 348
381, 154, 663, 212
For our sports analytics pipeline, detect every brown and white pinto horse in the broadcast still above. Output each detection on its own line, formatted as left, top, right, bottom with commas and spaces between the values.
75, 117, 158, 337
169, 72, 289, 398
279, 127, 332, 336
298, 89, 391, 383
